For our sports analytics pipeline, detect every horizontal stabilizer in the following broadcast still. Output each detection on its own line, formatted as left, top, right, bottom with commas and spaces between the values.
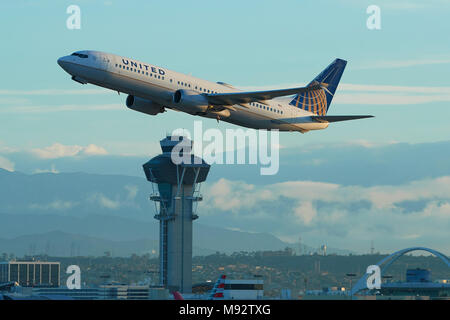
311, 115, 374, 122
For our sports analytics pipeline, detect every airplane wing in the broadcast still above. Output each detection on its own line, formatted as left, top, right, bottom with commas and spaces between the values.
205, 83, 323, 106
311, 115, 374, 122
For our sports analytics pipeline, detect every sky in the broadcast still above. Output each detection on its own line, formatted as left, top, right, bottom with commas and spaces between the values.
0, 0, 449, 254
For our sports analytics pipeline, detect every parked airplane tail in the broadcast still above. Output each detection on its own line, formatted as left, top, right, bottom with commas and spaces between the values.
289, 58, 347, 115
172, 291, 184, 300
208, 274, 226, 300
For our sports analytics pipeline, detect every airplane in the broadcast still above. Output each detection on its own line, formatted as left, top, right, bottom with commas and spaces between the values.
57, 50, 373, 133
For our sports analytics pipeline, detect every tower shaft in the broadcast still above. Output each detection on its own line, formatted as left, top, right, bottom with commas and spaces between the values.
156, 184, 196, 293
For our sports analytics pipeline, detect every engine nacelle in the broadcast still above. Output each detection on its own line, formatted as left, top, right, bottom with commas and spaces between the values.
172, 89, 209, 114
126, 95, 164, 116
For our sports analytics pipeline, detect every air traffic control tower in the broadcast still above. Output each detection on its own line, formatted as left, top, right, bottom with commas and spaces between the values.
143, 136, 210, 293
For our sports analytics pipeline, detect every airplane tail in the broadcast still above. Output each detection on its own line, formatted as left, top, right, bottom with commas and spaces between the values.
289, 58, 347, 115
172, 291, 184, 300
208, 274, 226, 300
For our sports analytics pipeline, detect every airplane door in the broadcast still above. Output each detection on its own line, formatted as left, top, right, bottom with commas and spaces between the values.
95, 54, 111, 81
100, 55, 110, 70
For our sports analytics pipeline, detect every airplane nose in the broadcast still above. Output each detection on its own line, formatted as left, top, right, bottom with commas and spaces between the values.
57, 56, 66, 68
57, 56, 72, 74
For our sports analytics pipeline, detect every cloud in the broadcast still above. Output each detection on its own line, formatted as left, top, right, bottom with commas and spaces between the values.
0, 155, 15, 172
339, 84, 450, 94
32, 143, 83, 159
33, 164, 59, 174
343, 0, 450, 11
199, 176, 450, 253
29, 200, 78, 211
239, 83, 450, 105
90, 193, 120, 209
31, 143, 108, 159
0, 103, 122, 113
207, 178, 257, 212
334, 93, 450, 105
125, 185, 139, 200
83, 144, 108, 156
0, 141, 18, 154
335, 83, 450, 105
354, 58, 450, 70
294, 201, 316, 225
0, 88, 110, 96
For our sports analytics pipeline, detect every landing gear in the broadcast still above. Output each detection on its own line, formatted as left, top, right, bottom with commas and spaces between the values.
216, 115, 220, 123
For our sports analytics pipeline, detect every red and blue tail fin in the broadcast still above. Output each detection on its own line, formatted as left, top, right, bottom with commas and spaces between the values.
289, 58, 347, 115
208, 274, 226, 300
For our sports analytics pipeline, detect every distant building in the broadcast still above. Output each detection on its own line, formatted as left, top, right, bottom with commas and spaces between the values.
100, 283, 169, 300
259, 248, 294, 257
305, 286, 347, 297
0, 261, 60, 287
222, 279, 264, 300
379, 268, 450, 299
25, 285, 169, 300
406, 268, 431, 283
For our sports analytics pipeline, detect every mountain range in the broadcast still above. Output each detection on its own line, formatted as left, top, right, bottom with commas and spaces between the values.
0, 169, 353, 256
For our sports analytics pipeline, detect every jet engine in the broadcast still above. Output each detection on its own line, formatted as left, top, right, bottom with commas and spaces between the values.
172, 89, 209, 114
126, 95, 165, 116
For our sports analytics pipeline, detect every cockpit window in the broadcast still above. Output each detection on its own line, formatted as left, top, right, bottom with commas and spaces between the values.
71, 53, 88, 58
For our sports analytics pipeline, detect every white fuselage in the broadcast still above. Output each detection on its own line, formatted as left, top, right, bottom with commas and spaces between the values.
57, 50, 328, 133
